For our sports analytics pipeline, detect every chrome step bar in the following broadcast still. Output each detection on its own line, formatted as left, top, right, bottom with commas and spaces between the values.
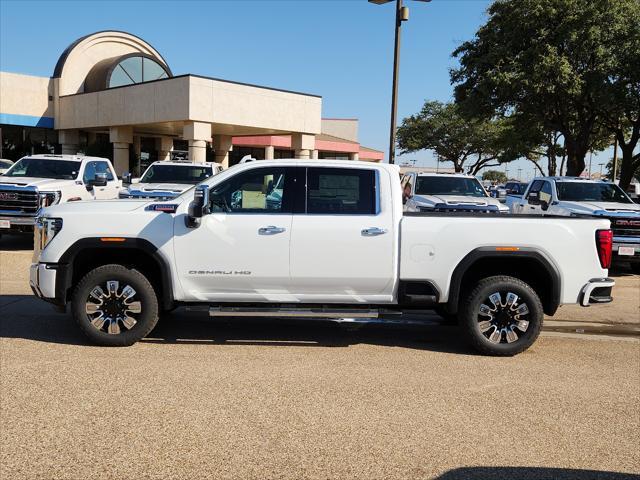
209, 306, 381, 319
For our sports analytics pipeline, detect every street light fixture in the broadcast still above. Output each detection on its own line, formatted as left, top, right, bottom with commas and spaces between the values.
369, 0, 432, 165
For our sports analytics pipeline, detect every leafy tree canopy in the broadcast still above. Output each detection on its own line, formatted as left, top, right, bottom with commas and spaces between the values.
482, 170, 508, 183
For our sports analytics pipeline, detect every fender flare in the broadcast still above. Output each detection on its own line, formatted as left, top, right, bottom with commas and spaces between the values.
446, 247, 561, 315
56, 238, 174, 310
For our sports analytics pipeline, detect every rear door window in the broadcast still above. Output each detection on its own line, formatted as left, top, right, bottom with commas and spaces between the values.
306, 167, 377, 215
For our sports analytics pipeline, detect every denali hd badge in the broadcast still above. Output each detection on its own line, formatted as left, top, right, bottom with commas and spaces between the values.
189, 270, 252, 275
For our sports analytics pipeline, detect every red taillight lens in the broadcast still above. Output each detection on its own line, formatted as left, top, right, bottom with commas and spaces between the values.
596, 229, 613, 269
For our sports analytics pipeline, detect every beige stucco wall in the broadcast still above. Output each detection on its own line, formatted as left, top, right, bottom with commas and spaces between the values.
58, 75, 322, 136
0, 72, 53, 118
56, 31, 170, 96
321, 118, 358, 142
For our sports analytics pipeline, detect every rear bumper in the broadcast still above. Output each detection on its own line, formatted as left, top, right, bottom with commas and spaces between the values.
612, 236, 640, 261
580, 278, 615, 307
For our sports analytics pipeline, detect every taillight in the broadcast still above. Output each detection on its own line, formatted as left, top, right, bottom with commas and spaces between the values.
596, 229, 613, 269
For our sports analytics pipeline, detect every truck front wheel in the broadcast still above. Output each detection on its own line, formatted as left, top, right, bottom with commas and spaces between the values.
72, 264, 159, 346
459, 275, 543, 356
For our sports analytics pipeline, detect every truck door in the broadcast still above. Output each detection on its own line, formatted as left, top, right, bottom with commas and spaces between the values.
173, 166, 295, 301
289, 166, 395, 303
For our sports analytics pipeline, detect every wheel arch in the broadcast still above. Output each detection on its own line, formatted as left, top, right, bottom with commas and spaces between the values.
57, 238, 174, 311
446, 247, 561, 316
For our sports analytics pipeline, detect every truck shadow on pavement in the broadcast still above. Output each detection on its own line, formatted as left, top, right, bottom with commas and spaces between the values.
0, 295, 472, 354
435, 466, 640, 480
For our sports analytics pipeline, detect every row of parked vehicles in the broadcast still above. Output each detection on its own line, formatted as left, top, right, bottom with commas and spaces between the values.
400, 171, 640, 272
0, 154, 634, 356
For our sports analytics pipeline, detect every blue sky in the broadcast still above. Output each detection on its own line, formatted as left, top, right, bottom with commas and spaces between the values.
0, 0, 612, 180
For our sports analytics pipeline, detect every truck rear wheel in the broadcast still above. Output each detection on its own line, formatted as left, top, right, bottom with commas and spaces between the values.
72, 264, 159, 346
459, 275, 543, 356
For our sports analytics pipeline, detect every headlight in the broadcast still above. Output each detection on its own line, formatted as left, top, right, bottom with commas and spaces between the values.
38, 191, 62, 208
35, 217, 63, 253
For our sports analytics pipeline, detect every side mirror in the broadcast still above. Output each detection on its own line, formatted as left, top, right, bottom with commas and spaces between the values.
93, 172, 108, 187
122, 172, 132, 185
540, 199, 549, 211
527, 191, 539, 205
186, 185, 209, 228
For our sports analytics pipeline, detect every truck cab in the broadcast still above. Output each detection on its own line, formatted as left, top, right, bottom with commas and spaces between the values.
0, 154, 120, 236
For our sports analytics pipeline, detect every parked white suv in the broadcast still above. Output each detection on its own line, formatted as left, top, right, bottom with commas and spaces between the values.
31, 160, 614, 356
0, 154, 120, 235
119, 161, 222, 200
401, 172, 509, 213
511, 177, 640, 270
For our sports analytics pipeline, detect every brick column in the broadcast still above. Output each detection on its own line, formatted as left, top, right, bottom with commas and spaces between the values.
109, 126, 133, 175
265, 145, 275, 160
59, 130, 80, 155
156, 137, 174, 161
213, 135, 233, 168
183, 122, 211, 163
292, 133, 315, 160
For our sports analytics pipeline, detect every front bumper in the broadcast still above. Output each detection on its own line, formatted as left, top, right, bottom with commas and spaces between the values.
30, 262, 60, 304
580, 278, 615, 307
0, 215, 35, 233
612, 236, 640, 261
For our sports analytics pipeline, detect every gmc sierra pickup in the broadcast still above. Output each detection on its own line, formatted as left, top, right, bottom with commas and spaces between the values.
30, 160, 615, 355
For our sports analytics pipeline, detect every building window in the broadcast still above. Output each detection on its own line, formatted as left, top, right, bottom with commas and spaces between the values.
319, 151, 349, 160
274, 149, 294, 159
229, 147, 265, 167
107, 55, 170, 89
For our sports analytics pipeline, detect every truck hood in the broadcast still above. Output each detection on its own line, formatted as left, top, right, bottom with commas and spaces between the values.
413, 194, 506, 209
41, 199, 154, 216
560, 201, 640, 216
0, 176, 77, 190
130, 182, 193, 193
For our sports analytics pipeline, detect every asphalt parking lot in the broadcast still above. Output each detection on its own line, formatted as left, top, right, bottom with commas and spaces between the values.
1, 235, 639, 479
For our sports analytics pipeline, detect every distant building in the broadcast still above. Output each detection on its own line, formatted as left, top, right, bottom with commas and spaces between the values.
0, 31, 383, 175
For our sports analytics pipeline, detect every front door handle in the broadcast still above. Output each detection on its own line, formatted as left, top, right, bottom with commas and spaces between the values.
361, 227, 387, 236
259, 225, 286, 235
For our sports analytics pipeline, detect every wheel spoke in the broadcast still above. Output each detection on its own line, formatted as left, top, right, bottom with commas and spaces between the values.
515, 319, 530, 332
506, 292, 518, 309
89, 286, 106, 303
121, 285, 136, 301
125, 301, 142, 314
107, 319, 121, 335
515, 303, 530, 316
106, 281, 119, 297
478, 320, 493, 333
122, 315, 137, 330
91, 314, 107, 330
85, 303, 101, 315
489, 292, 502, 308
506, 327, 518, 343
488, 327, 502, 343
479, 304, 495, 317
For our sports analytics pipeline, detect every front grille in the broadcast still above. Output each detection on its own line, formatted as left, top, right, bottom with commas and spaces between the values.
607, 217, 640, 239
0, 187, 39, 214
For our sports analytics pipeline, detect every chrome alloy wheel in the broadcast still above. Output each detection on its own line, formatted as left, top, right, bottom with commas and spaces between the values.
85, 280, 142, 335
477, 291, 530, 344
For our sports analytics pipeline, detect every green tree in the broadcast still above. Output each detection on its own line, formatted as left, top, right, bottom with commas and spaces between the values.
397, 100, 515, 175
451, 0, 637, 177
482, 170, 507, 183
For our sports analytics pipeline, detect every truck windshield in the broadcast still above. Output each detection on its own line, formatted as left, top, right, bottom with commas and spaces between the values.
140, 165, 213, 184
415, 176, 487, 197
556, 182, 632, 203
3, 158, 80, 180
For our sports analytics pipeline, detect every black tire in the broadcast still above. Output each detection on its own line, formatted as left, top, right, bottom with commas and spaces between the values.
72, 264, 159, 346
459, 275, 543, 356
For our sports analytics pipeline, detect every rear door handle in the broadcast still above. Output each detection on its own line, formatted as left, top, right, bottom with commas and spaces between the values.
361, 227, 387, 236
259, 225, 286, 235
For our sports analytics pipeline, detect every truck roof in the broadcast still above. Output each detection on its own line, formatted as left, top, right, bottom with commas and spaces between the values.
148, 160, 219, 168
535, 176, 613, 184
20, 154, 109, 162
408, 171, 476, 179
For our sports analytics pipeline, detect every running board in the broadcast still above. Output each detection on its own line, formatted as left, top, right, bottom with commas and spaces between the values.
209, 306, 381, 319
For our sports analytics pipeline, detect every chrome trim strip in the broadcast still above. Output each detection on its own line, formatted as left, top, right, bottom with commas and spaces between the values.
209, 307, 380, 318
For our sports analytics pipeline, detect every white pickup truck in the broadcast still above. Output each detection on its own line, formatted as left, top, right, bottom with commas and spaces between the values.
510, 177, 640, 271
0, 154, 120, 236
30, 160, 614, 356
119, 160, 223, 200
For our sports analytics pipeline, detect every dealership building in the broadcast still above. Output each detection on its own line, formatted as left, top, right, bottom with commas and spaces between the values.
0, 30, 383, 175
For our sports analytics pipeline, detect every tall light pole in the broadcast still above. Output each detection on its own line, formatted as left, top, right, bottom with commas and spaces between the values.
369, 0, 431, 164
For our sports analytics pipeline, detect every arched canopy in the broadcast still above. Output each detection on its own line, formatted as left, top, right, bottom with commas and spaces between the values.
53, 31, 172, 96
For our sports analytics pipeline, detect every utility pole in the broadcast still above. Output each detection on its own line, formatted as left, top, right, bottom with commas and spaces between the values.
517, 168, 522, 181
588, 150, 593, 178
612, 136, 619, 181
